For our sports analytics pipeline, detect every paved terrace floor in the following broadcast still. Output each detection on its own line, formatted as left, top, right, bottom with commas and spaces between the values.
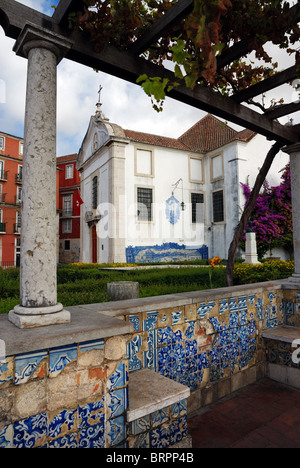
188, 379, 300, 448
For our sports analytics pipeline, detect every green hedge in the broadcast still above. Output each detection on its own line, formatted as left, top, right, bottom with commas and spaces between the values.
0, 260, 294, 315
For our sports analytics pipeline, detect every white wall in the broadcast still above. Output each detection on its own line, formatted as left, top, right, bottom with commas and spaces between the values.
124, 143, 206, 251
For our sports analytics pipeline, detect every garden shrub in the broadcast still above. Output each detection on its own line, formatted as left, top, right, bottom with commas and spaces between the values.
233, 260, 294, 284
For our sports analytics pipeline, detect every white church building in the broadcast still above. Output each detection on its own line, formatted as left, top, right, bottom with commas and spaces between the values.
76, 102, 289, 264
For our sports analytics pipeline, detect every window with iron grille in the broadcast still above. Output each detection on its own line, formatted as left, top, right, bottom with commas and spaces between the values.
212, 190, 224, 223
92, 176, 98, 210
137, 187, 153, 221
191, 192, 204, 223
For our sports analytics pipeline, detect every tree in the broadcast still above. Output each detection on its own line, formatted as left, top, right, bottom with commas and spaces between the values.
72, 0, 300, 110
240, 163, 293, 258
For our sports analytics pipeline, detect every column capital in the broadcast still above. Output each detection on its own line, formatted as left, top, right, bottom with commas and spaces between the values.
283, 142, 300, 155
13, 23, 72, 63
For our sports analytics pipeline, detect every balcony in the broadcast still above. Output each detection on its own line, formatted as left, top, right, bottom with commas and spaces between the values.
0, 170, 8, 182
0, 222, 6, 233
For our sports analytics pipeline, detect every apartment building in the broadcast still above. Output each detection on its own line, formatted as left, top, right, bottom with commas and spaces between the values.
0, 131, 23, 267
57, 154, 81, 263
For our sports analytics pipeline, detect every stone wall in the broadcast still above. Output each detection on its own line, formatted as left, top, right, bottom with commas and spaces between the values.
0, 335, 130, 448
121, 281, 286, 413
1, 279, 299, 448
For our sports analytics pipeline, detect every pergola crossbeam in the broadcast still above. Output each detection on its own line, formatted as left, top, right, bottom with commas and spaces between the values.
0, 0, 299, 147
128, 0, 194, 56
231, 66, 299, 104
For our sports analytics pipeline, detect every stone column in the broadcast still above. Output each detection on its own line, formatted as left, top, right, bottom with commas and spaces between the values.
245, 231, 260, 265
283, 142, 300, 285
8, 25, 71, 328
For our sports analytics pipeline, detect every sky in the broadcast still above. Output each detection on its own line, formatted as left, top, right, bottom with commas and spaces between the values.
0, 0, 299, 157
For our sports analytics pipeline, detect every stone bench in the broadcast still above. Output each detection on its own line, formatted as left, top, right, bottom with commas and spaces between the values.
263, 326, 300, 389
127, 368, 192, 449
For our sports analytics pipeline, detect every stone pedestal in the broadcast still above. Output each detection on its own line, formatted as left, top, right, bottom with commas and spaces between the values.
8, 25, 72, 328
283, 143, 300, 287
107, 282, 140, 301
245, 232, 260, 264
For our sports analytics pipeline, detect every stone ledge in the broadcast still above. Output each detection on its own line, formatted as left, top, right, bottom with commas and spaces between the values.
127, 368, 190, 423
262, 325, 300, 343
68, 279, 285, 318
0, 307, 133, 356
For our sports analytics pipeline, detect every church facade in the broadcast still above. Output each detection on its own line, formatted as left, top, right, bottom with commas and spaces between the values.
76, 104, 289, 264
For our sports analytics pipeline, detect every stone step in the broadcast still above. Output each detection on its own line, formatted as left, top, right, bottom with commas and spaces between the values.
262, 325, 300, 343
127, 368, 190, 423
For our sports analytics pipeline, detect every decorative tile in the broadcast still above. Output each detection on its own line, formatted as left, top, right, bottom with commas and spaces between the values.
184, 321, 195, 339
79, 339, 104, 353
49, 344, 77, 378
127, 335, 142, 372
129, 315, 141, 332
106, 415, 126, 447
106, 387, 128, 419
131, 432, 150, 448
151, 425, 170, 448
255, 297, 264, 321
107, 361, 128, 392
172, 310, 182, 325
197, 302, 216, 319
14, 412, 47, 448
229, 298, 238, 312
170, 416, 187, 445
130, 415, 150, 435
49, 433, 78, 448
0, 357, 13, 385
171, 400, 187, 419
143, 311, 159, 331
219, 299, 228, 314
0, 425, 13, 448
79, 398, 105, 429
238, 296, 247, 309
151, 408, 169, 428
48, 408, 77, 440
79, 423, 105, 448
15, 350, 47, 385
144, 329, 158, 371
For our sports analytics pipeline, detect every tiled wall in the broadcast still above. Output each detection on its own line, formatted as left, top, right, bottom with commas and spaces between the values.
1, 283, 299, 449
125, 286, 285, 397
128, 399, 188, 448
0, 339, 129, 448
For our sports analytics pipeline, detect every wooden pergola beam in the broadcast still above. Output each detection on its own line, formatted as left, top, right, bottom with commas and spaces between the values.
129, 0, 194, 55
0, 0, 299, 146
231, 65, 299, 104
264, 101, 300, 121
52, 0, 85, 27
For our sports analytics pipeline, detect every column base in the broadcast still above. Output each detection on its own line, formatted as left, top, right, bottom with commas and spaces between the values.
8, 303, 71, 328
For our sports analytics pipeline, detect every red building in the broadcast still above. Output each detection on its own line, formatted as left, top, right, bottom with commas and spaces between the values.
57, 154, 81, 263
0, 131, 23, 267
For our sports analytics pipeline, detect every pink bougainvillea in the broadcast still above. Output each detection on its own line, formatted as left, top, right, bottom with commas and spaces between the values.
241, 163, 293, 258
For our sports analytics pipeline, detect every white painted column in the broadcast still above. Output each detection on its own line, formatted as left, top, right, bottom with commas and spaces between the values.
8, 26, 71, 328
283, 143, 300, 285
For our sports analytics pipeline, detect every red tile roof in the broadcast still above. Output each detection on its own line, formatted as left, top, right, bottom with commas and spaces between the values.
56, 153, 78, 163
125, 114, 256, 154
124, 129, 190, 151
